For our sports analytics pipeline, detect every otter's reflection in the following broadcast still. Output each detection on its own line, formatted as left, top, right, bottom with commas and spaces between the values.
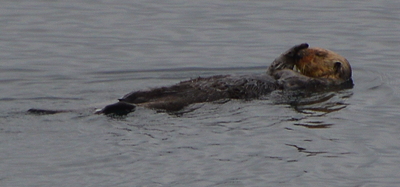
292, 90, 353, 115
275, 88, 353, 128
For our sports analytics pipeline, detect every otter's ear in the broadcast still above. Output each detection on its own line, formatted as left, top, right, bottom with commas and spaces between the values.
334, 62, 342, 74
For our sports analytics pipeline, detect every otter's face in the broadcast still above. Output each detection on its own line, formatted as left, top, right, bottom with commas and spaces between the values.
295, 47, 352, 81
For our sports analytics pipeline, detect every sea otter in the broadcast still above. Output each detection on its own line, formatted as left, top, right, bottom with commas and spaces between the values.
269, 45, 352, 90
28, 43, 353, 116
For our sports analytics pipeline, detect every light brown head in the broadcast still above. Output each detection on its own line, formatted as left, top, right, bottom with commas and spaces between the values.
295, 47, 352, 81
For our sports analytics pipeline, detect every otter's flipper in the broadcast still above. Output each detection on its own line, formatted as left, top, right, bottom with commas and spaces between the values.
96, 102, 136, 116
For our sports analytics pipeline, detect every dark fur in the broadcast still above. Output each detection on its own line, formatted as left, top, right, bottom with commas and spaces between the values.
28, 43, 353, 116
119, 74, 278, 111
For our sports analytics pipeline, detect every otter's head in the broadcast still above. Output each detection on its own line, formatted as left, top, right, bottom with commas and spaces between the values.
295, 47, 352, 81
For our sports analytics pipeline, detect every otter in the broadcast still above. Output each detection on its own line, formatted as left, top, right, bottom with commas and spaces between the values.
28, 43, 353, 116
269, 46, 352, 90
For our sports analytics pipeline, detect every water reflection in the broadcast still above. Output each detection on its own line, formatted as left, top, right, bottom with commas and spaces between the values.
274, 89, 353, 115
270, 88, 354, 129
292, 90, 353, 115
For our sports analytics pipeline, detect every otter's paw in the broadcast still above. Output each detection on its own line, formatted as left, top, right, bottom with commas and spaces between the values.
284, 43, 309, 57
272, 69, 303, 80
268, 43, 309, 75
273, 69, 314, 90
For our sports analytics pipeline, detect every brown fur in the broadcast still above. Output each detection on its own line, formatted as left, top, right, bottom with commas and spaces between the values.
295, 47, 352, 82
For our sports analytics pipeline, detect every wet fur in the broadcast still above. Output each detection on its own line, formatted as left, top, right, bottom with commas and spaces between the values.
119, 74, 278, 111
28, 43, 353, 116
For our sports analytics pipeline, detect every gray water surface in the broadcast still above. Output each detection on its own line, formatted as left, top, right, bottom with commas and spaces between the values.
1, 0, 400, 186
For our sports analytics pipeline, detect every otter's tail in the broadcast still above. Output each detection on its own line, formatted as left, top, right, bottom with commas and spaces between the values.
28, 102, 136, 116
27, 108, 70, 115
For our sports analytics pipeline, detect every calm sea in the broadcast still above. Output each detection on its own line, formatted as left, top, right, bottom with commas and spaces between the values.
1, 0, 400, 186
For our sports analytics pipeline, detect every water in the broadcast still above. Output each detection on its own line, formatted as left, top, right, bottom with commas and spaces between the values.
1, 0, 400, 186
